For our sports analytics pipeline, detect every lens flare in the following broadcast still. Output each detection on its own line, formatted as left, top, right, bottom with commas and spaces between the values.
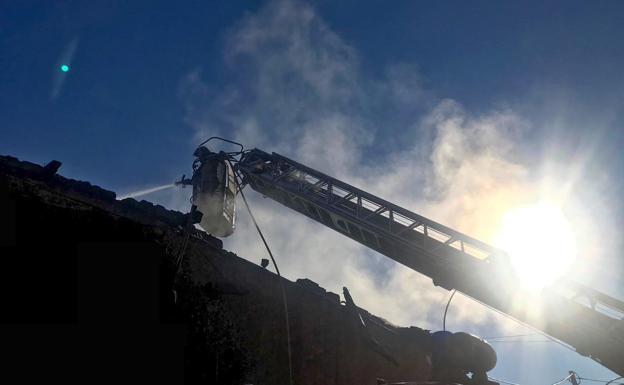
494, 201, 577, 291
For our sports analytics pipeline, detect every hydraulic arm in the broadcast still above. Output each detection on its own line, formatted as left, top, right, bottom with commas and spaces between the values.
178, 140, 624, 377
234, 148, 624, 377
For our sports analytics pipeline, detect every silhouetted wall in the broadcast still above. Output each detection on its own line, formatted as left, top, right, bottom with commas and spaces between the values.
0, 155, 433, 384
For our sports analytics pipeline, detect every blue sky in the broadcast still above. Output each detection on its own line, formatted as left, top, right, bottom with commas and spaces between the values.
2, 1, 624, 383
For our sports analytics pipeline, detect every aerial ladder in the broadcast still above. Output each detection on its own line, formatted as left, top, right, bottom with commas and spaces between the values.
177, 138, 624, 380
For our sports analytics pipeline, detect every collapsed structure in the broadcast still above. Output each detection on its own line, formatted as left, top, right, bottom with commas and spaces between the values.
1, 154, 439, 384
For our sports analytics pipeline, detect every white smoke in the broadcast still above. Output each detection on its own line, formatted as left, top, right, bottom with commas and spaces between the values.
175, 0, 539, 333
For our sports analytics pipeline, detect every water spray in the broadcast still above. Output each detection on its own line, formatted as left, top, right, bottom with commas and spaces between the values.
117, 183, 176, 200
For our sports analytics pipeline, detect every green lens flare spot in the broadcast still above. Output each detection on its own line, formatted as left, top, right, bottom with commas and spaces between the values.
60, 65, 69, 72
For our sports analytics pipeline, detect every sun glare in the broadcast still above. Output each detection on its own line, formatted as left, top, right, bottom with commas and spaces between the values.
495, 201, 577, 291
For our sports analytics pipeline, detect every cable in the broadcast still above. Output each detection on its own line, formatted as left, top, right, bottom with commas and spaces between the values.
577, 378, 624, 384
170, 204, 196, 305
487, 340, 553, 343
235, 172, 294, 385
174, 207, 195, 277
551, 372, 575, 385
195, 136, 244, 154
488, 375, 521, 385
457, 291, 578, 354
442, 289, 457, 331
483, 333, 543, 340
488, 371, 624, 385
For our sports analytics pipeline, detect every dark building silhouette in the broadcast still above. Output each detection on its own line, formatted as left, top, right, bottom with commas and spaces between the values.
0, 154, 444, 384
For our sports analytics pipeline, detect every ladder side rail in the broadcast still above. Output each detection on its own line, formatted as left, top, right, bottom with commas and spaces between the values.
268, 151, 496, 261
239, 163, 491, 297
269, 151, 499, 258
240, 159, 485, 273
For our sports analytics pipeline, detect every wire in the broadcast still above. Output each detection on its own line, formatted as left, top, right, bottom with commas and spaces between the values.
551, 372, 576, 385
487, 340, 553, 343
488, 375, 521, 385
456, 291, 578, 354
235, 171, 294, 385
456, 293, 621, 385
488, 371, 624, 385
174, 207, 195, 277
195, 136, 244, 153
484, 334, 553, 343
170, 203, 198, 305
483, 333, 543, 340
442, 289, 457, 331
578, 378, 624, 384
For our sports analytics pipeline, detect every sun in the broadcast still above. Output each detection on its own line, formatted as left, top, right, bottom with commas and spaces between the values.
494, 201, 577, 291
